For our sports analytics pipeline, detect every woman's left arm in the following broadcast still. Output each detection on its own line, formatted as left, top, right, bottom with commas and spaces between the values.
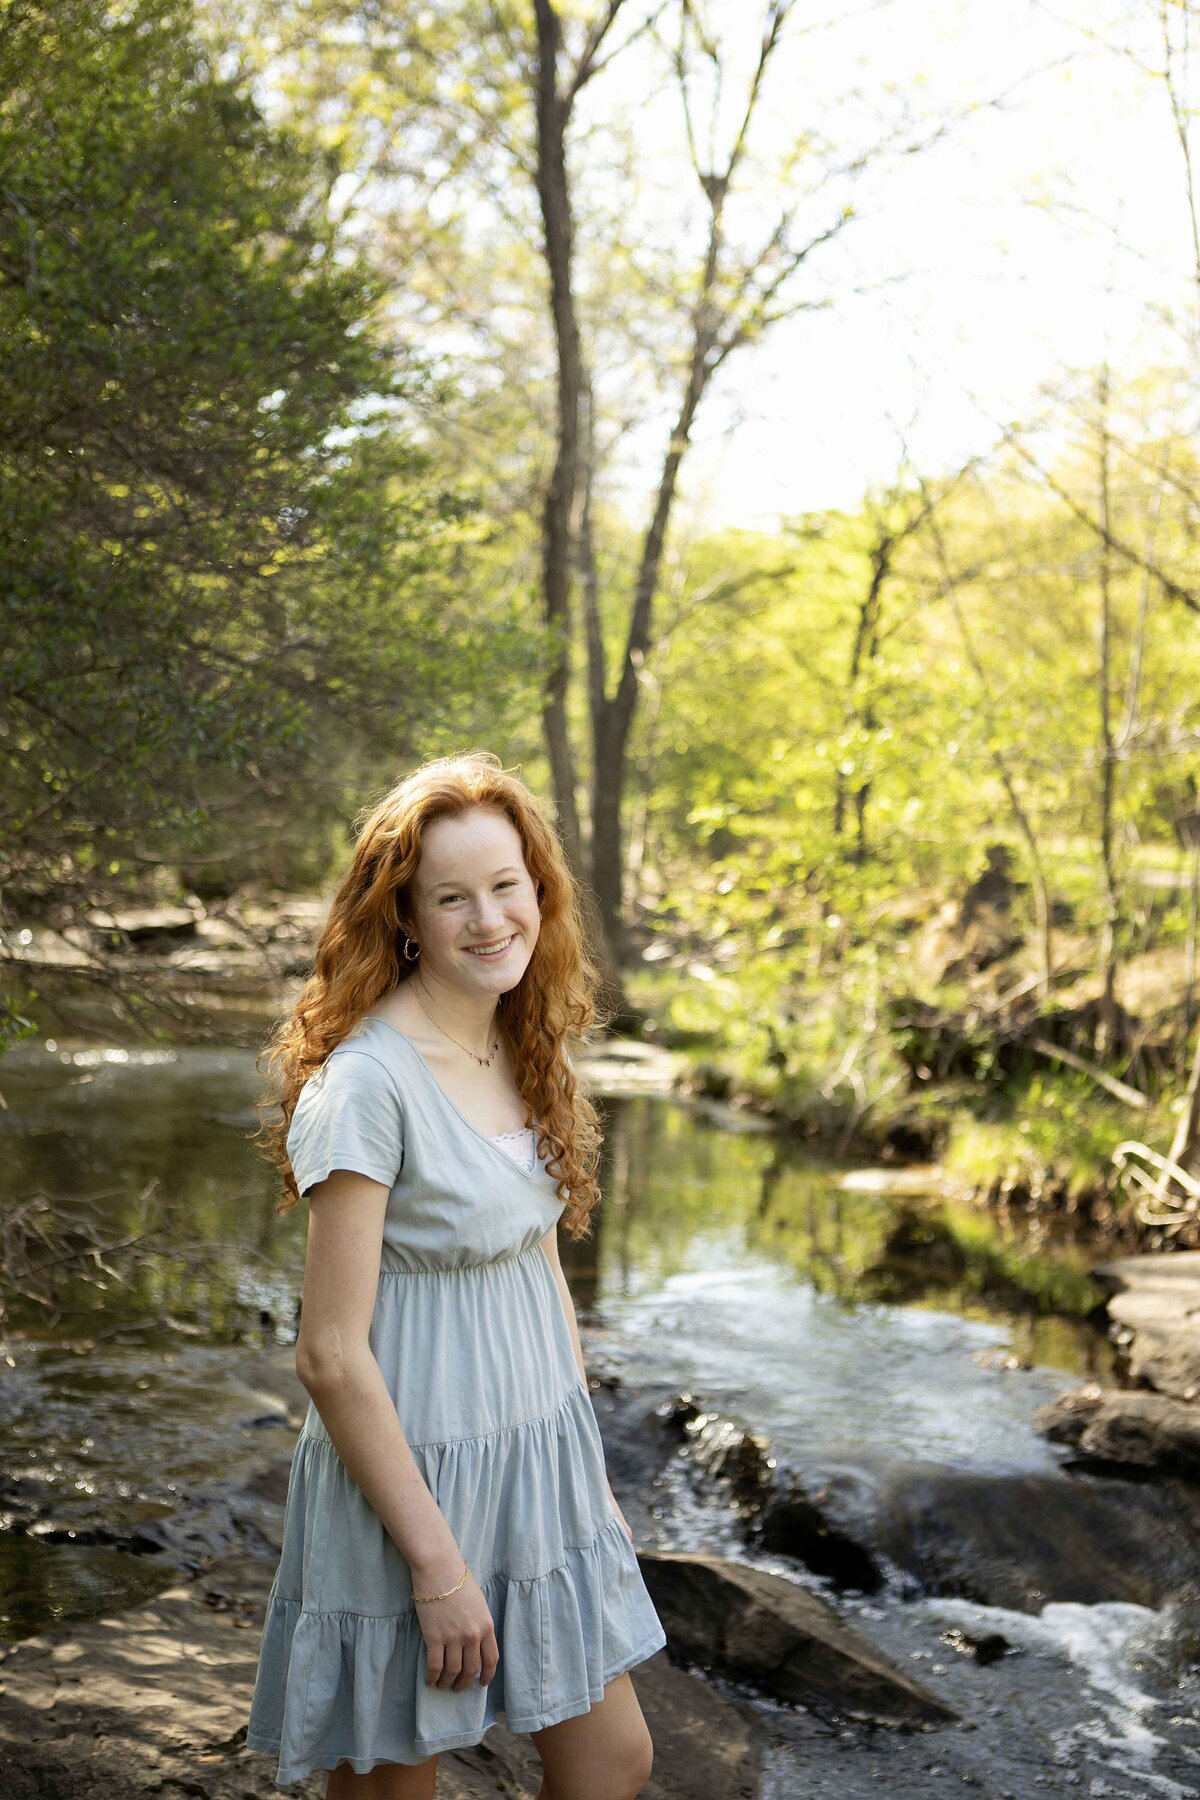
540, 1222, 635, 1545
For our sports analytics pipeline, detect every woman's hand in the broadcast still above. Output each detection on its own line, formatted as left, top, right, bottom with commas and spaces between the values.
413, 1555, 500, 1692
607, 1482, 635, 1545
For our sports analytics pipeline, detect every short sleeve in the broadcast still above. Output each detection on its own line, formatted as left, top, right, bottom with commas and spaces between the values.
286, 1049, 405, 1197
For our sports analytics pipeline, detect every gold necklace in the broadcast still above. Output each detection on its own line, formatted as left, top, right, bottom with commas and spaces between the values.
412, 983, 499, 1068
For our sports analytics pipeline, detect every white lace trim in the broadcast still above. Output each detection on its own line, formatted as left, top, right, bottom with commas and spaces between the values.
488, 1126, 537, 1173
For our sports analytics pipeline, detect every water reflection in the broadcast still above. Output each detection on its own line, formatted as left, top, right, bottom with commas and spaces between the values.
593, 1096, 1112, 1369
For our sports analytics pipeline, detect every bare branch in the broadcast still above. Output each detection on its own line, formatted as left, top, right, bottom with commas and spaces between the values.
1159, 0, 1200, 290
672, 6, 703, 178
1000, 425, 1200, 614
709, 206, 853, 372
724, 1, 793, 187
568, 1, 673, 101
564, 0, 629, 107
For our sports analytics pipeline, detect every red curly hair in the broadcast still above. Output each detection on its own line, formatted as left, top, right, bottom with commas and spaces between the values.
256, 751, 611, 1238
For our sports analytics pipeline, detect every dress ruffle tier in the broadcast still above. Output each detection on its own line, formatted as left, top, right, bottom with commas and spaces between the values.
246, 1243, 666, 1786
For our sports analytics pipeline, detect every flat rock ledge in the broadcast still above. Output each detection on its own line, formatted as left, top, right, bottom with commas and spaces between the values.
1034, 1386, 1200, 1475
1034, 1251, 1200, 1475
1093, 1250, 1200, 1402
639, 1552, 955, 1728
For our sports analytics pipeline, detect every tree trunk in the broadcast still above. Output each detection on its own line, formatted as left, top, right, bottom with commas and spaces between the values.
532, 0, 584, 880
1155, 1021, 1200, 1205
588, 358, 707, 970
1096, 364, 1121, 1059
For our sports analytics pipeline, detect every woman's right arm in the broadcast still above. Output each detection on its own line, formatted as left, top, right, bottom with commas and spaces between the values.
294, 1168, 499, 1693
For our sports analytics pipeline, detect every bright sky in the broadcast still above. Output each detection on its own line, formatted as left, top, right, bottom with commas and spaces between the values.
582, 0, 1200, 532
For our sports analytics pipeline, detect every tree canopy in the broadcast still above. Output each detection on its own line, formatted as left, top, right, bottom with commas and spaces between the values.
0, 0, 539, 927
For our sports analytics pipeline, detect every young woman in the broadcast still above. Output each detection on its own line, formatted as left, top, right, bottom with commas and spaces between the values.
245, 752, 665, 1799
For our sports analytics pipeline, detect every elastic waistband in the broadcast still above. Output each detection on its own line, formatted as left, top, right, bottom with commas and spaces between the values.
376, 1239, 548, 1279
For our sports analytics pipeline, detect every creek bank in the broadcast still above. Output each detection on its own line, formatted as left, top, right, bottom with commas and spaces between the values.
659, 854, 1200, 1252
681, 1046, 1177, 1246
673, 1049, 1166, 1254
1034, 1251, 1200, 1485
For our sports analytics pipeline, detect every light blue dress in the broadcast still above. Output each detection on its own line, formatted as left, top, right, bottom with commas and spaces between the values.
246, 1016, 666, 1787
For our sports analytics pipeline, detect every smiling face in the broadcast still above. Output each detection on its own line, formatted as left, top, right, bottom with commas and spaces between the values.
405, 805, 541, 996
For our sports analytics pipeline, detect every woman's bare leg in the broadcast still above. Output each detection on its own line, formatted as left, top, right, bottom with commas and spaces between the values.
325, 1754, 439, 1800
530, 1672, 653, 1800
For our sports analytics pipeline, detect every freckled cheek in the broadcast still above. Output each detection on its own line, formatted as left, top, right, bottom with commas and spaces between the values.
421, 913, 460, 954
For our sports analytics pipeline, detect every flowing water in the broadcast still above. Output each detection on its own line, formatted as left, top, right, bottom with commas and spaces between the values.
1, 1037, 1198, 1797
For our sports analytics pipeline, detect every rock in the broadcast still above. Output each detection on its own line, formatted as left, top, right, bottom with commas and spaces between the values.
239, 1460, 293, 1508
838, 1166, 964, 1199
0, 924, 93, 969
574, 1037, 685, 1095
757, 1489, 885, 1594
660, 1398, 885, 1593
637, 1551, 955, 1728
1128, 1326, 1200, 1402
233, 1344, 311, 1431
1033, 1387, 1104, 1446
1092, 1251, 1200, 1401
651, 1383, 1197, 1611
970, 1633, 1013, 1665
1030, 1251, 1200, 1491
0, 1548, 764, 1800
818, 1461, 1200, 1613
1035, 1386, 1200, 1475
665, 1379, 1193, 1613
194, 916, 254, 951
1092, 1250, 1200, 1327
939, 1626, 1017, 1665
86, 904, 202, 949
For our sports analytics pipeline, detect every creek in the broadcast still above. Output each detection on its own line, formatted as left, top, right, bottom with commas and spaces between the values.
1, 1036, 1198, 1798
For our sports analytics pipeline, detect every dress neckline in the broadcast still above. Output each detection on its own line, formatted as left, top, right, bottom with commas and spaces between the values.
353, 1015, 548, 1189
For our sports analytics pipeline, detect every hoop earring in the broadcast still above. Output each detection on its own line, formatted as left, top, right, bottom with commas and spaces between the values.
402, 936, 420, 962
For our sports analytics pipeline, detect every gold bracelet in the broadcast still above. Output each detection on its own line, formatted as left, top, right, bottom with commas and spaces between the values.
413, 1561, 470, 1606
